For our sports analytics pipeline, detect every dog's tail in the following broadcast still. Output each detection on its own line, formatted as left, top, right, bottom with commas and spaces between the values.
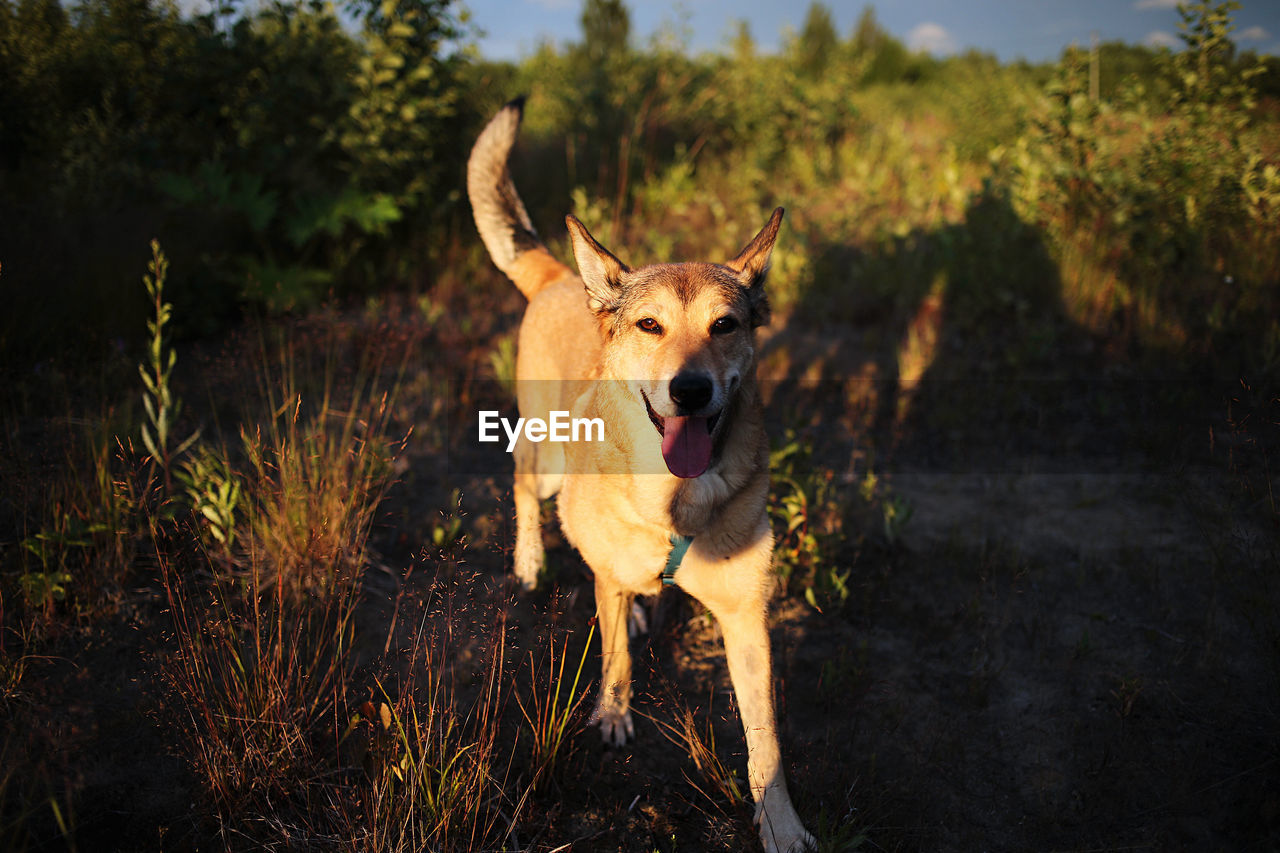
467, 97, 573, 301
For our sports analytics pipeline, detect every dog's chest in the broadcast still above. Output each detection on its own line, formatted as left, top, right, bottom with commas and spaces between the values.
667, 473, 732, 533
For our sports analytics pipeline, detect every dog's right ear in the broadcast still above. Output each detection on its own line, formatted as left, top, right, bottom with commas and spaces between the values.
726, 207, 784, 327
566, 215, 630, 315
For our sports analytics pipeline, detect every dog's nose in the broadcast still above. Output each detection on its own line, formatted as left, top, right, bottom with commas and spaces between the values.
669, 372, 713, 412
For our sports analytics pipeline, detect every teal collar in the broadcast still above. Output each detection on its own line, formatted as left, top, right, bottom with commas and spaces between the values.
663, 534, 693, 586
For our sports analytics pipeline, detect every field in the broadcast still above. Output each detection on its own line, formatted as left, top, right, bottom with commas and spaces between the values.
2, 1, 1279, 850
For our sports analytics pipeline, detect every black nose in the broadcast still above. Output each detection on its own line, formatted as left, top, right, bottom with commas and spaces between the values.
669, 372, 713, 412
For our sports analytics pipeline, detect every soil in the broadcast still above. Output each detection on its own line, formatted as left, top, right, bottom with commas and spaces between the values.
4, 287, 1278, 852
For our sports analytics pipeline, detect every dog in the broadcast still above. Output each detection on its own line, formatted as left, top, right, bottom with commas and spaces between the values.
467, 98, 814, 853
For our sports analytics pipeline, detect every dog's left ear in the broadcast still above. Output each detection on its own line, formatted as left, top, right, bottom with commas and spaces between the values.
725, 207, 784, 327
566, 214, 630, 316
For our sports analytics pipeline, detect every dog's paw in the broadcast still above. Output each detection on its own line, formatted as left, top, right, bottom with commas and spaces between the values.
592, 706, 634, 747
756, 800, 815, 853
512, 550, 541, 591
512, 523, 544, 591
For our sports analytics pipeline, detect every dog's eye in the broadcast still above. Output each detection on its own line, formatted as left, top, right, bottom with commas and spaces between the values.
636, 317, 663, 334
710, 316, 739, 335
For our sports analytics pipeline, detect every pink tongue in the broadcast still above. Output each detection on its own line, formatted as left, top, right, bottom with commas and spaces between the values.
660, 416, 712, 478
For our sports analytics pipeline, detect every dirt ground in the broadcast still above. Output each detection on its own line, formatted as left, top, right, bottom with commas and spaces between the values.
6, 293, 1279, 852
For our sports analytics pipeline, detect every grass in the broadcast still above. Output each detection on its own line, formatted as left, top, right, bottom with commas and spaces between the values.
159, 547, 358, 819
641, 689, 748, 817
345, 615, 515, 852
515, 620, 595, 794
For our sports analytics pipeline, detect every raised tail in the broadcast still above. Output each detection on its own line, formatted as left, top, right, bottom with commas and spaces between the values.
467, 97, 573, 300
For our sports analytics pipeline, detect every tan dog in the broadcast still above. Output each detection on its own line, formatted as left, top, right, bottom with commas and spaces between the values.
468, 98, 813, 853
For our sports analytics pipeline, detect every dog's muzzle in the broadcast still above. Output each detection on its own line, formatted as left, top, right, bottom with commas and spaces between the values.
643, 373, 723, 479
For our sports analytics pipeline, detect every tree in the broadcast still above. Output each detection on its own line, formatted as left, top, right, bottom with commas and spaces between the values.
579, 0, 629, 66
797, 2, 837, 78
729, 18, 754, 63
851, 5, 886, 57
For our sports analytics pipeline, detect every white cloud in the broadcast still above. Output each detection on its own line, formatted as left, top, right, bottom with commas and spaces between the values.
1134, 0, 1180, 10
1239, 26, 1270, 42
907, 22, 957, 56
527, 0, 575, 9
1145, 30, 1181, 49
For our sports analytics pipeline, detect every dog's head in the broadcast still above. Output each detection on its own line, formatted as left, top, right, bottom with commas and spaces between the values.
565, 209, 783, 478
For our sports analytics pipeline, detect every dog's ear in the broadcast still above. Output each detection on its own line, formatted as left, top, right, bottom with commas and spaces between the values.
566, 215, 630, 315
725, 207, 783, 326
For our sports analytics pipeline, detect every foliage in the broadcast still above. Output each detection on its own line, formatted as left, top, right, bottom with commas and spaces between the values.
796, 2, 838, 80
0, 0, 468, 343
13, 422, 146, 616
1002, 0, 1279, 373
770, 431, 848, 610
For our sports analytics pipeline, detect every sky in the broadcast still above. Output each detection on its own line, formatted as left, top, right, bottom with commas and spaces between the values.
462, 0, 1280, 63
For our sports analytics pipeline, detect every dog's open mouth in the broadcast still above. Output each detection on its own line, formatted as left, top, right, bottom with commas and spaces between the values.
644, 393, 720, 479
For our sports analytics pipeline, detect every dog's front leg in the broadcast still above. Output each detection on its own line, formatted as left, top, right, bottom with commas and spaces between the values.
512, 440, 544, 590
592, 572, 635, 746
682, 530, 814, 853
715, 604, 814, 853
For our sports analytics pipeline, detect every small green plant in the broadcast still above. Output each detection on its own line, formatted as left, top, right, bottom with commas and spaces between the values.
416, 292, 447, 325
1110, 674, 1144, 720
175, 446, 242, 550
880, 493, 913, 547
809, 799, 869, 853
15, 428, 143, 613
18, 519, 92, 609
429, 489, 468, 564
859, 468, 912, 548
139, 240, 198, 496
770, 430, 847, 610
487, 335, 517, 397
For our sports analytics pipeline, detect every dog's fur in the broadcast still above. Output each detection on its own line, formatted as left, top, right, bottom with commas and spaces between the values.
468, 99, 813, 853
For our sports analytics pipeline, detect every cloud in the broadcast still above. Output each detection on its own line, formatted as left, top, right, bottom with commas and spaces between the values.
907, 22, 956, 55
1134, 0, 1180, 10
1238, 25, 1270, 42
1144, 30, 1181, 49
